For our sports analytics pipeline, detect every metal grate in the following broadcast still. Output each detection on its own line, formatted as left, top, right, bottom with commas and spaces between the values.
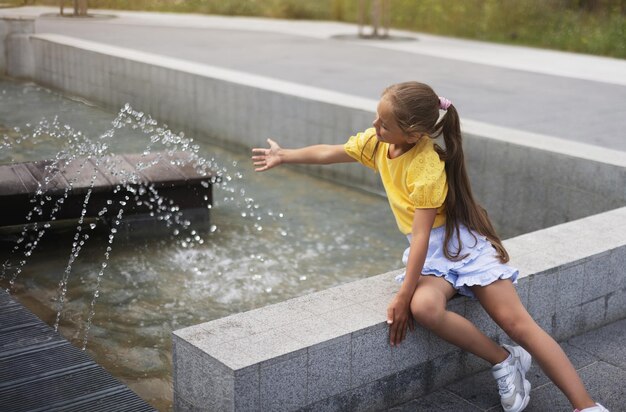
0, 290, 156, 411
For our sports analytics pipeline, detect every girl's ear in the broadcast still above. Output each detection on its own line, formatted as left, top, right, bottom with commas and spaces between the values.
406, 132, 422, 144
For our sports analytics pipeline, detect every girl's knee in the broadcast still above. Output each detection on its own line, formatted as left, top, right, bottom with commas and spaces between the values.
410, 296, 446, 329
497, 313, 535, 344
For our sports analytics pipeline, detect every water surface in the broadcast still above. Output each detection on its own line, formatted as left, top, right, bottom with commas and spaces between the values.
0, 79, 405, 410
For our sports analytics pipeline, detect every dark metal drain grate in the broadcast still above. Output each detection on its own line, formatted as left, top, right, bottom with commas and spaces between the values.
0, 290, 156, 412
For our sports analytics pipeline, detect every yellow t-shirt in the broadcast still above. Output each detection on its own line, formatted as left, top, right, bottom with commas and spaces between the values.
344, 128, 447, 234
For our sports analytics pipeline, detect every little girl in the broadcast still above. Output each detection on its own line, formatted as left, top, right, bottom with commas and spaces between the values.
252, 81, 608, 412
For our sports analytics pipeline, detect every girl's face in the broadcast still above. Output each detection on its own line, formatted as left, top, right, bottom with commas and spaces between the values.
373, 96, 419, 147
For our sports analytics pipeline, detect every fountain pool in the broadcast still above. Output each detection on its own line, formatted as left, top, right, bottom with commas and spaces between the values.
0, 78, 407, 410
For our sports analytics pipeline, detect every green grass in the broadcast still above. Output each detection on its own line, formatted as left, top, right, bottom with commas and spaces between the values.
8, 0, 626, 59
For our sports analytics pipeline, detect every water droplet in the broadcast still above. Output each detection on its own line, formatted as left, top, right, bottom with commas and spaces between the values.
210, 225, 217, 233
90, 223, 96, 229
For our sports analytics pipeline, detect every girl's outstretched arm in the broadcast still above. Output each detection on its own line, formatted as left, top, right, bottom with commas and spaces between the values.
252, 138, 355, 172
387, 208, 437, 346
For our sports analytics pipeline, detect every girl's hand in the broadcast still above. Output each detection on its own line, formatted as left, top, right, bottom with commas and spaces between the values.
252, 138, 282, 172
386, 293, 414, 346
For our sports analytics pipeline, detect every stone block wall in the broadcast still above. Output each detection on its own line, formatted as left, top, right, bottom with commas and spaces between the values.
173, 207, 626, 411
15, 33, 624, 237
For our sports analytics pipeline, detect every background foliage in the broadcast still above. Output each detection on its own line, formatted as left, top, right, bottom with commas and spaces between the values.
7, 0, 626, 58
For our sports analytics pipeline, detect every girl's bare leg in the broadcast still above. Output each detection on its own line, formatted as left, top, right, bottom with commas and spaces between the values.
471, 279, 596, 410
410, 276, 509, 365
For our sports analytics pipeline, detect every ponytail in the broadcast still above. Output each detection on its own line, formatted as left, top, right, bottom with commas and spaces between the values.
382, 81, 509, 263
435, 106, 510, 263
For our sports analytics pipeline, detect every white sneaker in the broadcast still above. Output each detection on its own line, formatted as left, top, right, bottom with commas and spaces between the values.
575, 403, 610, 412
491, 344, 532, 412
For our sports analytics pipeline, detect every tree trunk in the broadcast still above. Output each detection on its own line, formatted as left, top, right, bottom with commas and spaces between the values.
59, 0, 64, 16
371, 0, 381, 37
358, 0, 366, 37
79, 0, 88, 16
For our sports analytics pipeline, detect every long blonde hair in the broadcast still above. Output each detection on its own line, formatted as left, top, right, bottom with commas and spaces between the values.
367, 82, 509, 263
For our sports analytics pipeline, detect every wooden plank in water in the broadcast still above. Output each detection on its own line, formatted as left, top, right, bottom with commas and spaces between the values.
91, 155, 143, 186
10, 164, 41, 194
168, 151, 212, 181
23, 160, 69, 195
0, 152, 213, 228
0, 165, 29, 196
123, 153, 187, 185
57, 157, 113, 195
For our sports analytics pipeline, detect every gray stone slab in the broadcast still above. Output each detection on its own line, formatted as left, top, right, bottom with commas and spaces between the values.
390, 326, 430, 372
345, 376, 390, 412
173, 392, 206, 412
444, 368, 500, 410
556, 263, 586, 311
259, 352, 307, 411
582, 256, 613, 302
386, 361, 431, 407
527, 271, 558, 319
234, 367, 260, 412
553, 304, 584, 340
319, 303, 384, 337
580, 297, 608, 332
605, 288, 626, 324
288, 287, 357, 316
307, 338, 351, 404
351, 326, 393, 388
284, 315, 349, 349
243, 329, 307, 366
172, 337, 234, 411
390, 389, 483, 412
428, 351, 467, 392
609, 247, 626, 291
568, 318, 626, 369
522, 361, 626, 412
298, 392, 348, 412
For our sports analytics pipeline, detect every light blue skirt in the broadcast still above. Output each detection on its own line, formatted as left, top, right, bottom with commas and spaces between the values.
395, 224, 519, 299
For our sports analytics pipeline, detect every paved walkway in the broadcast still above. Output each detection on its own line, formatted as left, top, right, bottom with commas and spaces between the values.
2, 6, 626, 151
392, 318, 626, 411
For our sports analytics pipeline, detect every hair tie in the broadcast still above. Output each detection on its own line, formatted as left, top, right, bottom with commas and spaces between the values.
439, 96, 452, 111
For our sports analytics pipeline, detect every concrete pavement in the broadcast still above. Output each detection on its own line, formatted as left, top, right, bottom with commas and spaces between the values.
2, 6, 626, 151
391, 318, 626, 411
